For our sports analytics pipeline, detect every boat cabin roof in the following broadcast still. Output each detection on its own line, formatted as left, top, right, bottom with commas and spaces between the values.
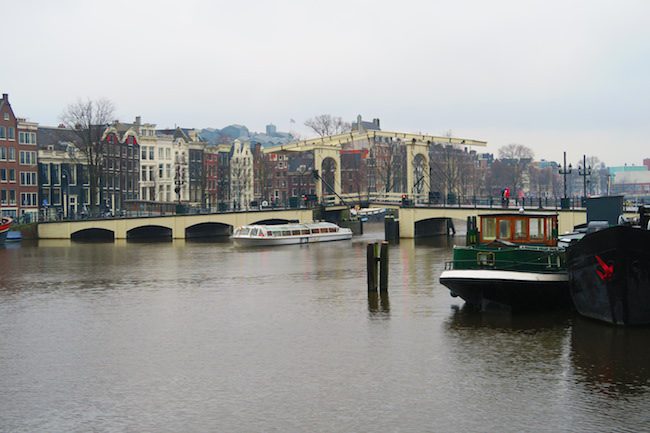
478, 212, 558, 246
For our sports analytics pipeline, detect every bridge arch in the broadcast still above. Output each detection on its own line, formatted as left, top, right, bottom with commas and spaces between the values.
71, 228, 115, 242
414, 217, 455, 237
251, 218, 295, 225
185, 222, 232, 239
127, 225, 173, 241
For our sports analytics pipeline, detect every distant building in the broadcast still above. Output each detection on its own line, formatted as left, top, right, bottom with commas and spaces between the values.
37, 126, 90, 220
101, 121, 141, 214
230, 139, 254, 209
610, 166, 650, 202
0, 93, 39, 221
351, 115, 380, 132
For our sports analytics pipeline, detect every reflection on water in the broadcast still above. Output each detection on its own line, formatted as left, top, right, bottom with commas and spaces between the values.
571, 316, 650, 396
1, 232, 649, 432
446, 303, 573, 330
367, 290, 390, 317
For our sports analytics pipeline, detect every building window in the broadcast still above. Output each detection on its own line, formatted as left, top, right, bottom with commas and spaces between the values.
0, 189, 5, 204
9, 189, 16, 205
20, 150, 36, 165
0, 147, 5, 160
0, 126, 5, 139
3, 113, 8, 121
21, 192, 38, 206
20, 172, 37, 186
0, 169, 6, 182
9, 169, 15, 182
8, 147, 15, 161
7, 127, 15, 140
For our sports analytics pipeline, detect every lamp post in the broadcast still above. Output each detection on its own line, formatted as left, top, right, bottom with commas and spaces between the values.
579, 154, 591, 205
61, 167, 68, 219
297, 164, 306, 207
174, 152, 186, 211
558, 151, 572, 209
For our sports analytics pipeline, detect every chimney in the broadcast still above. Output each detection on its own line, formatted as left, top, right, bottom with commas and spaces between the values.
135, 116, 141, 125
2, 93, 7, 102
373, 118, 380, 129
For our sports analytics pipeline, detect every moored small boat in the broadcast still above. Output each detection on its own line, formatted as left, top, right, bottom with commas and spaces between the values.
6, 230, 22, 242
233, 221, 352, 246
0, 216, 12, 244
439, 211, 570, 311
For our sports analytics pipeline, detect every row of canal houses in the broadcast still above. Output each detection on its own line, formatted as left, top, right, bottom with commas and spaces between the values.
0, 93, 317, 222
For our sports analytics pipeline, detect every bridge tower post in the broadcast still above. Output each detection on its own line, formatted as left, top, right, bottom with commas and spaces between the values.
314, 147, 342, 204
405, 139, 430, 204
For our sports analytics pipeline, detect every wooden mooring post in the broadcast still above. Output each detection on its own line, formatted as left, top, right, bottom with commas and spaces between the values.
367, 241, 389, 292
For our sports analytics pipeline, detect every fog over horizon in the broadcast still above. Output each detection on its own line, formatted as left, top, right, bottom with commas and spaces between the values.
4, 0, 650, 167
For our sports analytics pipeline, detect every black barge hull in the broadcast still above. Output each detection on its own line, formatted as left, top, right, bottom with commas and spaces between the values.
567, 225, 650, 325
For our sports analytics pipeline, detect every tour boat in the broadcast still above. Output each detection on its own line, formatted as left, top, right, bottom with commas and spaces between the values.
0, 216, 12, 244
232, 221, 352, 246
566, 207, 650, 326
439, 211, 570, 311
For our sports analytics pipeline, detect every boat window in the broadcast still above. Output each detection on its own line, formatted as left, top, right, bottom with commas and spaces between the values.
514, 219, 527, 240
250, 228, 259, 236
311, 228, 320, 234
482, 217, 496, 240
300, 229, 309, 235
498, 219, 511, 239
546, 218, 554, 240
281, 230, 291, 236
266, 231, 273, 237
529, 218, 544, 240
291, 230, 301, 235
329, 227, 336, 233
240, 227, 250, 236
477, 252, 495, 266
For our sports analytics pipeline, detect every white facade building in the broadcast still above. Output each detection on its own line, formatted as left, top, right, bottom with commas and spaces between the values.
230, 139, 254, 209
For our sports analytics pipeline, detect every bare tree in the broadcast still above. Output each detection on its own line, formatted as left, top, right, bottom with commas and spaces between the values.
496, 143, 534, 196
370, 138, 405, 194
429, 144, 467, 201
60, 98, 115, 215
304, 114, 351, 137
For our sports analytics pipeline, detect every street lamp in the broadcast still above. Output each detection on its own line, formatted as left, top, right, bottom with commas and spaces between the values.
558, 151, 572, 209
61, 166, 69, 219
174, 152, 186, 205
297, 164, 307, 206
579, 154, 591, 204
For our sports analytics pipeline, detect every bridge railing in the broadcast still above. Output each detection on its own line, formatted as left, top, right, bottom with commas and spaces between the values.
37, 195, 593, 223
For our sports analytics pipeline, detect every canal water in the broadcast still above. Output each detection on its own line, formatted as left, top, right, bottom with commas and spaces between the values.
0, 224, 648, 432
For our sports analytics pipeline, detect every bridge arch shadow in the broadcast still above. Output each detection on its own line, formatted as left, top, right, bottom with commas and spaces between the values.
127, 225, 172, 242
251, 218, 296, 225
71, 228, 115, 242
414, 217, 456, 237
186, 222, 233, 240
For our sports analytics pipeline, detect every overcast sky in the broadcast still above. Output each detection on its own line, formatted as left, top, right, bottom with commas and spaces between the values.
4, 0, 649, 166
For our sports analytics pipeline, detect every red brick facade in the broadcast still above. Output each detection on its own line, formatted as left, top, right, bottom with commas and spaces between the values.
0, 93, 39, 221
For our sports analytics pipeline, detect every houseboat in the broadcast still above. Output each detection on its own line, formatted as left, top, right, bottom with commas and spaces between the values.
439, 211, 570, 311
233, 221, 352, 246
566, 206, 650, 325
